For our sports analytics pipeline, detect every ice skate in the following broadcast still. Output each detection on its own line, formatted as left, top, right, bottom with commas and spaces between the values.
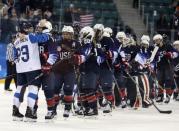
12, 105, 24, 121
24, 106, 37, 122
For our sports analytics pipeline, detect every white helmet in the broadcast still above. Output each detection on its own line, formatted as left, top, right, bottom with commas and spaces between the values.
141, 35, 150, 42
93, 24, 104, 31
125, 36, 136, 46
141, 40, 149, 46
116, 31, 126, 43
62, 25, 74, 34
44, 21, 52, 33
38, 20, 52, 33
116, 32, 126, 39
79, 26, 94, 43
153, 34, 163, 41
173, 40, 179, 46
103, 27, 113, 37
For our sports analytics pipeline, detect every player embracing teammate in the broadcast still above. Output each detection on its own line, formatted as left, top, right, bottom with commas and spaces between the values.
12, 20, 50, 121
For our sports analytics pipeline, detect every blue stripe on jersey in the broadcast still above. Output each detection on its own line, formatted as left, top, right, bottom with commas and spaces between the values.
29, 33, 49, 43
47, 54, 58, 65
80, 43, 92, 56
28, 93, 38, 100
14, 93, 20, 98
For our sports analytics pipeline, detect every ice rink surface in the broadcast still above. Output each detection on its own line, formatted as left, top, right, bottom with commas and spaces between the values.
0, 83, 179, 131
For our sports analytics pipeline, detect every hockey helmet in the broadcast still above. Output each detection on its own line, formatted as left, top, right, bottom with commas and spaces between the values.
38, 20, 52, 33
173, 40, 179, 46
125, 35, 136, 46
93, 24, 104, 32
141, 40, 149, 47
173, 40, 179, 51
79, 26, 94, 44
153, 34, 163, 41
44, 21, 52, 32
62, 25, 74, 34
116, 31, 126, 43
62, 25, 74, 40
153, 34, 163, 45
103, 27, 113, 37
19, 21, 32, 34
141, 35, 150, 42
93, 24, 104, 40
116, 32, 126, 39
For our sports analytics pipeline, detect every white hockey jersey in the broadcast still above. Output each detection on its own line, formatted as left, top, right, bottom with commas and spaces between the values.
14, 35, 41, 73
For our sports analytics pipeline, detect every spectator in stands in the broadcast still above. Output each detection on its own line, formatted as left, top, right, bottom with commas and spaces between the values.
1, 4, 9, 19
41, 0, 53, 12
9, 8, 18, 33
4, 34, 17, 91
9, 8, 17, 19
64, 4, 74, 24
171, 9, 179, 39
156, 14, 170, 36
43, 8, 52, 21
172, 0, 179, 11
0, 0, 15, 19
26, 8, 35, 21
19, 0, 29, 14
0, 0, 54, 42
19, 13, 28, 21
32, 9, 42, 24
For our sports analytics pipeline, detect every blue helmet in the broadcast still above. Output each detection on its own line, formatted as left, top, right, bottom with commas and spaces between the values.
19, 21, 33, 34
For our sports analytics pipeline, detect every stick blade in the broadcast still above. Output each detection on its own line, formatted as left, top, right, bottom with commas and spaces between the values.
159, 110, 172, 114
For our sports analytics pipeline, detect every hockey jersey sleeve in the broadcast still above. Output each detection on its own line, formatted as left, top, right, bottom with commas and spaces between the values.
28, 33, 49, 43
76, 42, 92, 63
47, 38, 58, 65
13, 46, 19, 63
100, 37, 118, 63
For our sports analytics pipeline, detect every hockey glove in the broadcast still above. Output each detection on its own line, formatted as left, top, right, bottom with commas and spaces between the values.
165, 52, 173, 59
41, 63, 52, 74
122, 60, 131, 69
114, 63, 121, 70
106, 50, 113, 60
13, 47, 19, 63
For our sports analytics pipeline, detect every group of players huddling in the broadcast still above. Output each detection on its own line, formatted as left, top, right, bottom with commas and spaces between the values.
11, 19, 179, 122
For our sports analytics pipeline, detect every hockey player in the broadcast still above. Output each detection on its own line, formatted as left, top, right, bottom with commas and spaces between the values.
52, 25, 81, 118
76, 26, 100, 116
37, 20, 58, 119
116, 34, 143, 109
133, 35, 153, 108
171, 41, 179, 100
114, 31, 128, 108
12, 21, 50, 121
94, 24, 118, 113
152, 34, 175, 103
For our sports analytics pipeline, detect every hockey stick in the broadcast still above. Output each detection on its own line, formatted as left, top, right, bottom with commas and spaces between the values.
19, 73, 44, 102
106, 60, 121, 91
167, 59, 179, 88
0, 74, 16, 80
73, 65, 85, 116
148, 45, 159, 63
105, 60, 123, 107
149, 73, 171, 98
125, 71, 172, 114
135, 60, 170, 99
106, 60, 142, 108
167, 59, 179, 100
